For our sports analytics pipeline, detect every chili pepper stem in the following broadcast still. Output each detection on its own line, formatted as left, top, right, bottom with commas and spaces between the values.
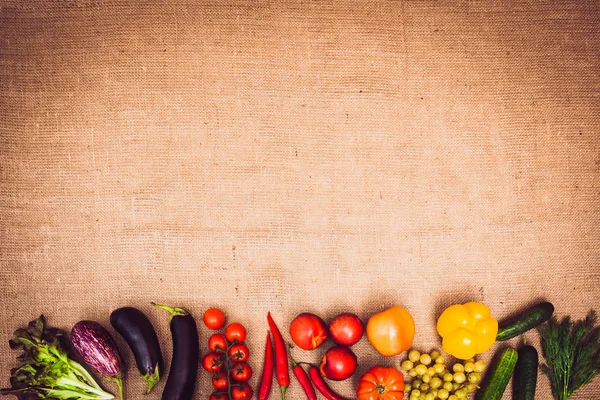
280, 385, 286, 400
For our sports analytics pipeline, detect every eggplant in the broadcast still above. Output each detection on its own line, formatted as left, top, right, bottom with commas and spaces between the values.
71, 320, 124, 400
110, 307, 164, 394
152, 303, 199, 400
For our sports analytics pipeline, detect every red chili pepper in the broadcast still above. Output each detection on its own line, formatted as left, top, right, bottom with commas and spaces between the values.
258, 331, 274, 400
267, 312, 290, 399
308, 365, 347, 400
292, 361, 317, 400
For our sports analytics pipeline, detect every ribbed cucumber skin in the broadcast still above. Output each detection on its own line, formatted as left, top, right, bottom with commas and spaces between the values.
475, 347, 518, 400
513, 345, 538, 400
497, 302, 554, 341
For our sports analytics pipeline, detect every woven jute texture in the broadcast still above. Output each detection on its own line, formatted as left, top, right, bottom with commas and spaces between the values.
1, 1, 599, 399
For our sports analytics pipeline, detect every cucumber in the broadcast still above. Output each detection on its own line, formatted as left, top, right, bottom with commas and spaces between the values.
513, 345, 538, 400
475, 347, 518, 400
497, 302, 554, 341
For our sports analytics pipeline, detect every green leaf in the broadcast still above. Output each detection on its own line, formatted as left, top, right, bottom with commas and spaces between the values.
1, 316, 115, 399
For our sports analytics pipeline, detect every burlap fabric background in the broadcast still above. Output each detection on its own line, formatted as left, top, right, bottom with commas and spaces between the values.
1, 1, 599, 399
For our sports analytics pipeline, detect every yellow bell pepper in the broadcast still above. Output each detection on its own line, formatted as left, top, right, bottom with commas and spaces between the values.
436, 302, 498, 360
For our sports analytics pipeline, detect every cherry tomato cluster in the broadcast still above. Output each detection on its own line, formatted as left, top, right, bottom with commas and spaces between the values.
202, 308, 253, 400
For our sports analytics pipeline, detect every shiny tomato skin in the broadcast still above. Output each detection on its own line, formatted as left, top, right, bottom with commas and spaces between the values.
228, 343, 250, 362
329, 313, 364, 346
204, 308, 226, 330
231, 383, 254, 400
202, 352, 224, 373
208, 333, 228, 353
320, 346, 358, 381
289, 313, 328, 350
225, 322, 247, 343
230, 362, 253, 382
366, 306, 415, 357
212, 371, 228, 390
209, 392, 228, 400
357, 366, 405, 400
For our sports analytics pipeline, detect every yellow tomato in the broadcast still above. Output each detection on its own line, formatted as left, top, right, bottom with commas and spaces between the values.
366, 306, 415, 356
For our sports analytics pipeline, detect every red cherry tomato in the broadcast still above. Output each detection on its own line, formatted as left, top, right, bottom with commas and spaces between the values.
212, 371, 228, 390
225, 322, 247, 343
228, 343, 250, 362
204, 308, 226, 330
231, 383, 254, 400
202, 352, 224, 373
208, 333, 228, 353
209, 392, 228, 400
230, 362, 253, 382
329, 313, 364, 346
289, 313, 328, 350
320, 346, 358, 381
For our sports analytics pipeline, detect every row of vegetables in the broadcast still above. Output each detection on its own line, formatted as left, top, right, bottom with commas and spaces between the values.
1, 300, 599, 400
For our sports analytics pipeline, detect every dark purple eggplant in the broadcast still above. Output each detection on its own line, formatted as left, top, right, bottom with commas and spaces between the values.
71, 321, 124, 400
110, 307, 163, 394
152, 303, 199, 400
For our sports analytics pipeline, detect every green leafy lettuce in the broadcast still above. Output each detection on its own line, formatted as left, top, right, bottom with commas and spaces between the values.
1, 316, 114, 400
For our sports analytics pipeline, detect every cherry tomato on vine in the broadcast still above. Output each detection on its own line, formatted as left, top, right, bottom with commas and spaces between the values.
225, 322, 247, 343
212, 371, 228, 390
202, 352, 224, 372
204, 308, 226, 330
209, 392, 227, 400
208, 333, 228, 353
230, 362, 253, 382
231, 383, 253, 400
228, 343, 250, 362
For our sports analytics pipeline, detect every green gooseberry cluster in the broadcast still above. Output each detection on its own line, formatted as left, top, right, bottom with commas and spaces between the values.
401, 349, 486, 400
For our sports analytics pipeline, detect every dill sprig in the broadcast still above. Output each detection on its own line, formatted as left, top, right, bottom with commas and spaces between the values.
538, 310, 600, 400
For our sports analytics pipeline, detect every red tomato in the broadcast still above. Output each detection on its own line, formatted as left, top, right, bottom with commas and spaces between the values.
225, 322, 247, 343
356, 366, 405, 400
209, 392, 227, 400
212, 371, 228, 390
320, 346, 358, 381
208, 333, 228, 353
202, 352, 224, 373
204, 308, 226, 330
329, 313, 364, 346
228, 343, 250, 362
289, 313, 328, 350
230, 362, 253, 382
231, 383, 253, 400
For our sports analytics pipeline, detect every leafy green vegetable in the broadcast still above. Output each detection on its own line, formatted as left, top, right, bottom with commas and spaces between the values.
538, 310, 600, 400
1, 315, 115, 400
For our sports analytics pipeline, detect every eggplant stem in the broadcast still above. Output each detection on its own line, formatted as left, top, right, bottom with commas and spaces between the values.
151, 302, 189, 319
142, 364, 161, 394
115, 377, 124, 400
106, 375, 124, 400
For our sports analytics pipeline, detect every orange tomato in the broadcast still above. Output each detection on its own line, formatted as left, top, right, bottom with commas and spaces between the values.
366, 306, 415, 357
356, 366, 405, 400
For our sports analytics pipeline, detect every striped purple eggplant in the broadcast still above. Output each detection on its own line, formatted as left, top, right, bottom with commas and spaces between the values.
71, 320, 124, 400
